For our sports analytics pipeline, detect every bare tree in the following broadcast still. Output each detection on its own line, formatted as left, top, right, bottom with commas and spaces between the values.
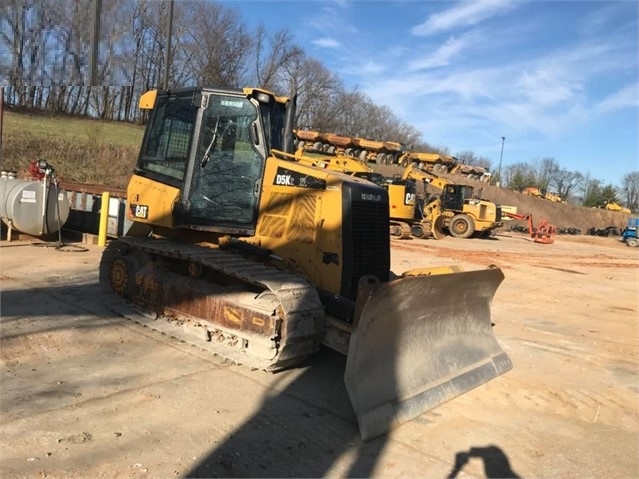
181, 2, 252, 88
252, 26, 303, 91
282, 55, 343, 128
621, 171, 639, 213
2, 0, 52, 105
456, 150, 475, 163
553, 168, 583, 201
536, 157, 561, 191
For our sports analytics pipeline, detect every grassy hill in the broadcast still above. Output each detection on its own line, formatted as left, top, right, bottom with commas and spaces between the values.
1, 110, 144, 189
1, 110, 633, 233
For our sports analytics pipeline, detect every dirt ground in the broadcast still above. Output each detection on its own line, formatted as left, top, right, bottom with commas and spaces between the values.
1, 231, 637, 479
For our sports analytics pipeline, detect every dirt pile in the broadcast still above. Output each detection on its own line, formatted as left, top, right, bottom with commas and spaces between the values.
476, 182, 632, 234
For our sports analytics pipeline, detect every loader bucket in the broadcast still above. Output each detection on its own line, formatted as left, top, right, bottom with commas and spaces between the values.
344, 267, 512, 441
432, 214, 447, 239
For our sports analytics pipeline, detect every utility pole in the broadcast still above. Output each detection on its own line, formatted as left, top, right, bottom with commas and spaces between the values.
163, 0, 175, 90
498, 136, 506, 186
90, 0, 102, 86
0, 86, 4, 164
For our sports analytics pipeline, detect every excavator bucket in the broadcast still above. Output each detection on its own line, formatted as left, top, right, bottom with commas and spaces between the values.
344, 267, 512, 441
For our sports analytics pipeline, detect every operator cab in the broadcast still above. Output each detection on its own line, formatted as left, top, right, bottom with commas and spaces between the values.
440, 184, 473, 211
135, 88, 288, 232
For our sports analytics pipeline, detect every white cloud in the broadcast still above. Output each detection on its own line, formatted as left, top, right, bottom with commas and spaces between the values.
302, 0, 635, 173
406, 35, 472, 71
412, 0, 518, 36
594, 84, 639, 114
515, 68, 583, 107
308, 4, 357, 37
357, 59, 386, 76
312, 37, 340, 49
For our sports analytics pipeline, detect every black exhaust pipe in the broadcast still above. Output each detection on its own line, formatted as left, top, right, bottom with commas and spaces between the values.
282, 94, 297, 154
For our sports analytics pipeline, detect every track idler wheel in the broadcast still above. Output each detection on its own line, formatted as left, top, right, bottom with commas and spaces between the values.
410, 223, 428, 238
109, 257, 135, 296
106, 249, 146, 297
390, 224, 404, 237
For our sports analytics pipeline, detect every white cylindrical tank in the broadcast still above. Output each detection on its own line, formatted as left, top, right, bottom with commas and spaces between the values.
0, 171, 70, 236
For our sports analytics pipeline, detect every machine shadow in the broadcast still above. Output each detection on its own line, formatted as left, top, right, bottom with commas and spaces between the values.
180, 215, 403, 478
1, 278, 118, 339
186, 344, 392, 478
447, 445, 521, 479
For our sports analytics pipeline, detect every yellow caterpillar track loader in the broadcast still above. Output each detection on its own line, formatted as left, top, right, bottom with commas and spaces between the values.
603, 201, 631, 214
100, 87, 512, 440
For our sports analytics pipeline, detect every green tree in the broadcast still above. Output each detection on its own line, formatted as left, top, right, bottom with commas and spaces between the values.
582, 179, 604, 207
503, 162, 537, 190
600, 184, 618, 206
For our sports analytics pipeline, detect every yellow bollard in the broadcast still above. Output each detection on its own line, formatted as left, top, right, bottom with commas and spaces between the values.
98, 191, 110, 246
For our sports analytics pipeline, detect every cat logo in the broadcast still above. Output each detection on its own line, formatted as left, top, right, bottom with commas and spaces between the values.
276, 174, 295, 186
133, 204, 149, 219
405, 193, 416, 205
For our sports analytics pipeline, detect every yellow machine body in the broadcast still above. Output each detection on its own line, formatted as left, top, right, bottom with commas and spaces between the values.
101, 87, 512, 441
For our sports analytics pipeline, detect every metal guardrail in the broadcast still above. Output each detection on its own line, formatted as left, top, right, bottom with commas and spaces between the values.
60, 182, 131, 239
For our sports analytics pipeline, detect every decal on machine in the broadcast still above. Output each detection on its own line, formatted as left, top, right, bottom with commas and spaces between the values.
273, 167, 326, 190
405, 192, 416, 205
360, 193, 384, 202
131, 203, 149, 219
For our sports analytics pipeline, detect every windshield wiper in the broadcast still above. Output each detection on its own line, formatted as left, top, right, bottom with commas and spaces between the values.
200, 117, 220, 168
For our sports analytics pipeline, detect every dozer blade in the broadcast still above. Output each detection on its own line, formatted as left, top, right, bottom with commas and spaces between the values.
344, 267, 512, 441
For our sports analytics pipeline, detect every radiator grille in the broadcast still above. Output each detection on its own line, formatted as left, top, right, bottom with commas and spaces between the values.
344, 199, 390, 300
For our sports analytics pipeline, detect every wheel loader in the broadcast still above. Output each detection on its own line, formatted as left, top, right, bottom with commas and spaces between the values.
100, 87, 512, 441
399, 165, 503, 239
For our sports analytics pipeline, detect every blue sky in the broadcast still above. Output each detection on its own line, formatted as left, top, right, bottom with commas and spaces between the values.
221, 0, 638, 187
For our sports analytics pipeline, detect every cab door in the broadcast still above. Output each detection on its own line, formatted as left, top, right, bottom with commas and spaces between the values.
182, 93, 266, 229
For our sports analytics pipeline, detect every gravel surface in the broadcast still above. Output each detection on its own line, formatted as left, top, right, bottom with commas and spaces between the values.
1, 232, 637, 478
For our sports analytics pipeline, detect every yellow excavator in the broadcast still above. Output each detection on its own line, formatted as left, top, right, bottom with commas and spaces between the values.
100, 87, 512, 441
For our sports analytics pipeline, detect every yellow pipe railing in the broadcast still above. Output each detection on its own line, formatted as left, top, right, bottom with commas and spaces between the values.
98, 191, 110, 246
